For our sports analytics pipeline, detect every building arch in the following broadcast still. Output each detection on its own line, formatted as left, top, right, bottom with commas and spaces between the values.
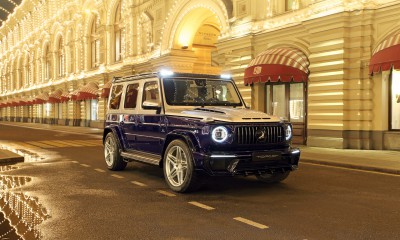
138, 12, 154, 55
23, 50, 31, 87
54, 34, 65, 78
66, 27, 76, 74
265, 41, 311, 57
112, 0, 126, 63
85, 13, 101, 69
160, 0, 230, 53
373, 26, 400, 53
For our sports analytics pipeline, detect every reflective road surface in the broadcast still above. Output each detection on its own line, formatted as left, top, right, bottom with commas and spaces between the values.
0, 122, 399, 240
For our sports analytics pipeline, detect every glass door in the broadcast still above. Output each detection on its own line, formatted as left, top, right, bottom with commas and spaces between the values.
266, 82, 306, 145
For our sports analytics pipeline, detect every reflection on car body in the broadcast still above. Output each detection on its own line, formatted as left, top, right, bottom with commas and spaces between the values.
103, 71, 300, 193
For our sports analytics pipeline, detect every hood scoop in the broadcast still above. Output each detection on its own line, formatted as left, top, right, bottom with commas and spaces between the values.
193, 108, 226, 114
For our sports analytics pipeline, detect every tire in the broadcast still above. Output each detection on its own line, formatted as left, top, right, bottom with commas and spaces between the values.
163, 139, 201, 193
256, 171, 290, 183
104, 132, 127, 171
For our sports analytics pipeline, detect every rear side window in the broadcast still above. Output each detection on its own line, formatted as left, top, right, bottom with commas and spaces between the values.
142, 81, 159, 104
124, 83, 139, 109
109, 85, 123, 109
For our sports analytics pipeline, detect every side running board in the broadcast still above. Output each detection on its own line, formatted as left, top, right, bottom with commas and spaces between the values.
120, 150, 160, 165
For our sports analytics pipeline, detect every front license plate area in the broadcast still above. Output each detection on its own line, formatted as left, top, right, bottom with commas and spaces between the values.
252, 151, 282, 162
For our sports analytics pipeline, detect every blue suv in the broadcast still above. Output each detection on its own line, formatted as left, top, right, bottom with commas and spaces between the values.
103, 72, 300, 192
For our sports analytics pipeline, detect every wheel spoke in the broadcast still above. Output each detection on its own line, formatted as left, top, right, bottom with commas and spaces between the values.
177, 169, 183, 184
177, 149, 182, 164
169, 168, 177, 179
167, 153, 177, 164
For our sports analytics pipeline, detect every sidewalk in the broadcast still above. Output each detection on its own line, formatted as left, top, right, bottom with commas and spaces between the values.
1, 121, 400, 174
300, 147, 400, 175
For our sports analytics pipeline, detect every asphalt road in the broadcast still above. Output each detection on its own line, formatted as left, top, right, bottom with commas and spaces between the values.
1, 123, 399, 240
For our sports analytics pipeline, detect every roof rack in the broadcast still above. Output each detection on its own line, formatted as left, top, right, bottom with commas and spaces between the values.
113, 72, 158, 83
112, 72, 229, 83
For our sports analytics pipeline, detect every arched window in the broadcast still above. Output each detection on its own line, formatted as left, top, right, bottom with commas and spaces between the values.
58, 38, 65, 77
91, 15, 100, 68
45, 45, 51, 81
114, 0, 124, 62
139, 13, 153, 55
24, 53, 31, 86
68, 31, 75, 74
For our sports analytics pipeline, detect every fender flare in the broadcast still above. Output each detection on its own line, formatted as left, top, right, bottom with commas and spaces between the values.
103, 125, 127, 152
162, 131, 201, 161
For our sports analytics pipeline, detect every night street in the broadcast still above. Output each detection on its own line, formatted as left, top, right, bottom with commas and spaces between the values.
1, 123, 399, 240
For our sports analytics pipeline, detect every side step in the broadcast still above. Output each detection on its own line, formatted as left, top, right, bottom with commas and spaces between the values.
120, 150, 160, 165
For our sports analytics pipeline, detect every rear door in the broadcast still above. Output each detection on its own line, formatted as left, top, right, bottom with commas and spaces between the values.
121, 82, 140, 149
135, 79, 166, 155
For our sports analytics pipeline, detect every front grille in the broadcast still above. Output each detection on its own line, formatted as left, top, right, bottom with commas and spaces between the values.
235, 126, 284, 144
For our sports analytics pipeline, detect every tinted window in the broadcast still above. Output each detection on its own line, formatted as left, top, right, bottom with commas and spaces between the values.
163, 78, 242, 106
124, 83, 139, 109
109, 85, 123, 109
142, 81, 159, 104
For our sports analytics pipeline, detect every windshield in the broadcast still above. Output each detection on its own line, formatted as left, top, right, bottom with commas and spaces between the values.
163, 78, 243, 106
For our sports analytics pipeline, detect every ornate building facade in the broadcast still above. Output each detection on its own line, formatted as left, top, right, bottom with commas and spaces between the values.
1, 0, 400, 150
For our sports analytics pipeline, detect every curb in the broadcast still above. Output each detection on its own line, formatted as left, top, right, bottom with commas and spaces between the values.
301, 158, 400, 175
0, 150, 24, 164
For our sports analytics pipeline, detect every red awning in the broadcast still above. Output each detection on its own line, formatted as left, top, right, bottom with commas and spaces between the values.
25, 97, 35, 105
60, 91, 70, 102
11, 98, 20, 107
369, 32, 400, 75
244, 48, 309, 85
70, 89, 80, 101
34, 93, 49, 104
48, 90, 63, 103
18, 98, 28, 106
76, 82, 99, 101
101, 80, 112, 98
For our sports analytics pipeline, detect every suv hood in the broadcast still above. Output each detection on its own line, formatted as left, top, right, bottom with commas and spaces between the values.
167, 107, 281, 123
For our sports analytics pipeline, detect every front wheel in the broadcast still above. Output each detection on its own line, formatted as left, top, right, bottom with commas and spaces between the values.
104, 132, 127, 171
256, 171, 290, 183
163, 139, 201, 193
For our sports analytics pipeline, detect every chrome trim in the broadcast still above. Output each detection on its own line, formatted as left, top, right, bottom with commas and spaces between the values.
210, 155, 237, 158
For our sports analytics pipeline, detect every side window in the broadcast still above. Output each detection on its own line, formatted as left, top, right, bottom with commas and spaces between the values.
109, 85, 123, 109
124, 83, 139, 109
142, 81, 159, 105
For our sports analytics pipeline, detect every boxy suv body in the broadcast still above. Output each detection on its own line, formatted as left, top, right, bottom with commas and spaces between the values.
103, 72, 300, 192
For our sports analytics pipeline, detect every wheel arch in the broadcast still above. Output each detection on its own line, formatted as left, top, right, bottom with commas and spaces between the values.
103, 126, 126, 152
160, 131, 200, 168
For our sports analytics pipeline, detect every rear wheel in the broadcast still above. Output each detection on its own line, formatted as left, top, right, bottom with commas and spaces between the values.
256, 171, 290, 183
104, 132, 127, 171
163, 139, 201, 193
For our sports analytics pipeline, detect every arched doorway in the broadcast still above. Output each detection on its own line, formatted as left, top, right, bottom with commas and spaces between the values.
159, 0, 230, 74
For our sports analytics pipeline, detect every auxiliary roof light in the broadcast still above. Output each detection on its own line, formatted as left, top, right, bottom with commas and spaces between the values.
220, 74, 231, 79
159, 69, 174, 77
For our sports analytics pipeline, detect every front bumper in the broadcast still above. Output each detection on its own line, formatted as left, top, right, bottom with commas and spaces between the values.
194, 148, 300, 176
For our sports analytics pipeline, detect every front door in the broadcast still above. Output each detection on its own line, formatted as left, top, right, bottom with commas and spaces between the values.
136, 80, 165, 155
265, 82, 306, 145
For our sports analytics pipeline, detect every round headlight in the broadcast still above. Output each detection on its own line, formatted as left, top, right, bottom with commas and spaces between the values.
285, 124, 292, 141
212, 126, 228, 143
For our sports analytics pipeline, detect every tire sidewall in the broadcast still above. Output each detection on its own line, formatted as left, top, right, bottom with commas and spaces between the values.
163, 139, 194, 192
105, 132, 126, 170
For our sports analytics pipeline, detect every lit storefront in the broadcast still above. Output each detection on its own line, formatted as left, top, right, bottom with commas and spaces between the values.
244, 48, 309, 145
369, 30, 400, 149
